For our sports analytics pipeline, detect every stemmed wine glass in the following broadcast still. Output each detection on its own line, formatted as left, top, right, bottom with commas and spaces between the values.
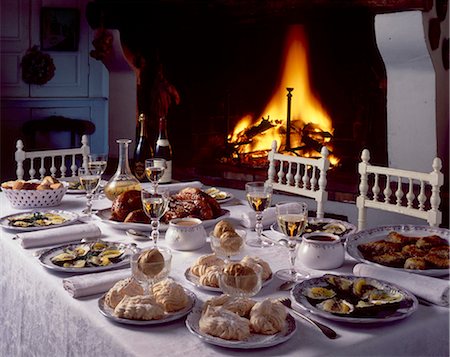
78, 166, 102, 218
141, 188, 169, 246
245, 181, 274, 248
88, 153, 108, 199
275, 201, 310, 281
145, 158, 167, 193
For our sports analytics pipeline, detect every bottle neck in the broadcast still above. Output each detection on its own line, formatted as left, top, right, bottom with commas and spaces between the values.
116, 139, 133, 174
138, 114, 146, 138
158, 117, 168, 139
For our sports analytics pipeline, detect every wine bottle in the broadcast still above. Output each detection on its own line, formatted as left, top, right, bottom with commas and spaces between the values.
154, 116, 173, 183
133, 113, 153, 182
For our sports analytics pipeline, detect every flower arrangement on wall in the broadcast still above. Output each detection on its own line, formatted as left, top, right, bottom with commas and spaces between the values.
20, 46, 55, 85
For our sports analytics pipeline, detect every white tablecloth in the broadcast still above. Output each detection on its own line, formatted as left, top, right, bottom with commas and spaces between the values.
0, 188, 448, 357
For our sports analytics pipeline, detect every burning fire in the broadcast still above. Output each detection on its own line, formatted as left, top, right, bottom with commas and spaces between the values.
229, 25, 338, 165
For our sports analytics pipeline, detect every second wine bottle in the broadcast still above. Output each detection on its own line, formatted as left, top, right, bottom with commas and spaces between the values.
154, 116, 173, 183
133, 113, 153, 182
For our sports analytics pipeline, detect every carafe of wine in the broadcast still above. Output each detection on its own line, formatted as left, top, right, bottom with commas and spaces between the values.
133, 113, 153, 182
154, 116, 172, 183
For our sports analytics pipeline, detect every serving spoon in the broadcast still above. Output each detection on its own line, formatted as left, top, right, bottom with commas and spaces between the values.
126, 228, 151, 241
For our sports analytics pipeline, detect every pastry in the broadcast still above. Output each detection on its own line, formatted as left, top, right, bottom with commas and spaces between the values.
198, 265, 222, 288
152, 278, 189, 312
213, 220, 235, 238
404, 257, 428, 270
249, 299, 287, 335
137, 249, 165, 277
190, 254, 224, 277
240, 256, 272, 281
219, 230, 243, 253
104, 277, 144, 308
199, 306, 251, 341
222, 263, 260, 293
114, 295, 164, 320
203, 294, 256, 318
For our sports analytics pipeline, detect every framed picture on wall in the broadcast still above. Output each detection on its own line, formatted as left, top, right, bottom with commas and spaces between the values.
40, 7, 80, 51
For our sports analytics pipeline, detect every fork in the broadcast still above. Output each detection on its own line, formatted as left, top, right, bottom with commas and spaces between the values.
278, 297, 338, 339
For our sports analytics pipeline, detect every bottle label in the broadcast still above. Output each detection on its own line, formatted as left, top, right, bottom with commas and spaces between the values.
160, 160, 172, 183
157, 139, 170, 146
134, 161, 146, 181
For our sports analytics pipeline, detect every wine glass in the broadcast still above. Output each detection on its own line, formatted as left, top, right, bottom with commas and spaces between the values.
145, 158, 167, 193
141, 188, 169, 246
245, 181, 274, 248
275, 201, 310, 281
210, 229, 247, 262
78, 166, 102, 218
88, 153, 108, 199
131, 247, 172, 293
219, 262, 263, 297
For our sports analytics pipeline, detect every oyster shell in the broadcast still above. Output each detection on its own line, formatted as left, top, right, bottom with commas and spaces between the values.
317, 298, 354, 315
51, 252, 76, 263
366, 289, 403, 305
73, 244, 90, 257
323, 222, 347, 235
63, 259, 86, 268
88, 256, 111, 266
100, 249, 123, 260
323, 274, 353, 292
91, 242, 108, 252
352, 278, 376, 297
305, 286, 337, 300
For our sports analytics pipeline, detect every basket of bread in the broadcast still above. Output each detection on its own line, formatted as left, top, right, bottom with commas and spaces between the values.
1, 176, 69, 208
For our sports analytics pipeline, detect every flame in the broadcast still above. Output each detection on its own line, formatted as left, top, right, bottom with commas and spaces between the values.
229, 25, 338, 165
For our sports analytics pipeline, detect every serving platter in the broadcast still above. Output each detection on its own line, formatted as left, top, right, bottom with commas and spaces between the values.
0, 209, 78, 232
96, 208, 230, 232
291, 274, 418, 324
346, 225, 450, 277
37, 241, 136, 273
185, 307, 296, 349
98, 288, 196, 325
184, 268, 273, 293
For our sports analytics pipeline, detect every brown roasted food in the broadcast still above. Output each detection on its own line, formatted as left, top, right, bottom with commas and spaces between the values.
357, 231, 449, 270
124, 209, 150, 224
111, 190, 142, 221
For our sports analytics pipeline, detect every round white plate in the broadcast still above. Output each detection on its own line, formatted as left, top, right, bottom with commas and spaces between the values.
291, 274, 418, 324
37, 241, 137, 273
96, 208, 230, 232
185, 307, 296, 349
184, 268, 273, 293
98, 288, 197, 325
270, 218, 356, 240
203, 188, 234, 204
0, 209, 79, 232
346, 225, 450, 277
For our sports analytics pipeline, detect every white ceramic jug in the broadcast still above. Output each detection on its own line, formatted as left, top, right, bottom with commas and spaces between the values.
165, 218, 207, 251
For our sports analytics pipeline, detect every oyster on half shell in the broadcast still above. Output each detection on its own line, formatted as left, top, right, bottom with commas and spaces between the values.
317, 298, 354, 315
305, 286, 337, 300
322, 222, 347, 235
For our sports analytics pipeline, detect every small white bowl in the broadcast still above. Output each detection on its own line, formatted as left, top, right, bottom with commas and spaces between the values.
165, 218, 207, 251
298, 232, 345, 270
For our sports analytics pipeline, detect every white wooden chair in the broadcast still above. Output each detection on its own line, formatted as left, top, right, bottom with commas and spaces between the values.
357, 149, 443, 230
15, 135, 90, 180
267, 140, 330, 218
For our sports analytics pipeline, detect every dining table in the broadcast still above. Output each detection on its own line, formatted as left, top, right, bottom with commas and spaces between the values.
0, 182, 449, 357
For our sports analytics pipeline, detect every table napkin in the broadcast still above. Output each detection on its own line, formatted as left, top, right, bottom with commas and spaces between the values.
140, 180, 203, 193
17, 223, 102, 249
240, 207, 277, 228
63, 268, 130, 298
353, 263, 449, 307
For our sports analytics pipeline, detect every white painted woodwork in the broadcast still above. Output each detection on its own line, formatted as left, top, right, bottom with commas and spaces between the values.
357, 149, 443, 230
15, 135, 90, 180
267, 140, 330, 218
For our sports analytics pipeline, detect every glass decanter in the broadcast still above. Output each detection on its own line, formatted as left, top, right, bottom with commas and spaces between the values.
104, 139, 141, 201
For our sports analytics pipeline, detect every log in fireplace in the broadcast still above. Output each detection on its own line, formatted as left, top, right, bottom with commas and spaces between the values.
87, 0, 448, 208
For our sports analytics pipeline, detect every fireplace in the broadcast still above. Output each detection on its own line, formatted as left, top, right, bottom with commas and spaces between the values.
87, 0, 448, 206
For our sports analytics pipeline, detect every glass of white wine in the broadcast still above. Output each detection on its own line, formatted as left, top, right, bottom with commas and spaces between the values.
141, 188, 169, 246
275, 201, 310, 281
145, 158, 167, 194
88, 153, 108, 199
78, 166, 102, 218
245, 181, 274, 248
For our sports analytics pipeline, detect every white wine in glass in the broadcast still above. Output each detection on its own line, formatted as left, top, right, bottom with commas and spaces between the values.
141, 188, 169, 246
145, 158, 166, 193
275, 201, 310, 281
88, 153, 108, 199
245, 181, 274, 248
78, 166, 102, 218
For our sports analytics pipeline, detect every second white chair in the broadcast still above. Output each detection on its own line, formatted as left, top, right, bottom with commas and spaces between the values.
266, 140, 330, 218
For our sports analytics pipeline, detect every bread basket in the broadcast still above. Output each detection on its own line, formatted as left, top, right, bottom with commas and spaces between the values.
3, 182, 69, 208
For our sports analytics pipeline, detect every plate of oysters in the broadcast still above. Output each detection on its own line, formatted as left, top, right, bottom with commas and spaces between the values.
98, 277, 197, 325
38, 240, 137, 273
0, 210, 78, 232
291, 274, 418, 324
346, 225, 450, 277
186, 295, 296, 349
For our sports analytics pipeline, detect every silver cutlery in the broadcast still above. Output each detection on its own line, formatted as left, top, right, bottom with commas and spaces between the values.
277, 297, 338, 339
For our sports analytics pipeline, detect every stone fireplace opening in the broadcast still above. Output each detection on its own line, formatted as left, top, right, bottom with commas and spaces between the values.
87, 0, 447, 210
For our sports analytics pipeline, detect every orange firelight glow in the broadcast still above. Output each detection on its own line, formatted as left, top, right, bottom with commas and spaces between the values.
229, 25, 337, 164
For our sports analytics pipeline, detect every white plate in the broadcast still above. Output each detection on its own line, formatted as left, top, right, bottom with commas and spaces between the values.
203, 188, 234, 204
37, 241, 137, 273
0, 210, 79, 232
185, 307, 296, 349
96, 208, 230, 232
291, 274, 418, 324
184, 268, 274, 293
346, 225, 450, 277
270, 218, 356, 240
62, 178, 107, 194
98, 288, 197, 325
